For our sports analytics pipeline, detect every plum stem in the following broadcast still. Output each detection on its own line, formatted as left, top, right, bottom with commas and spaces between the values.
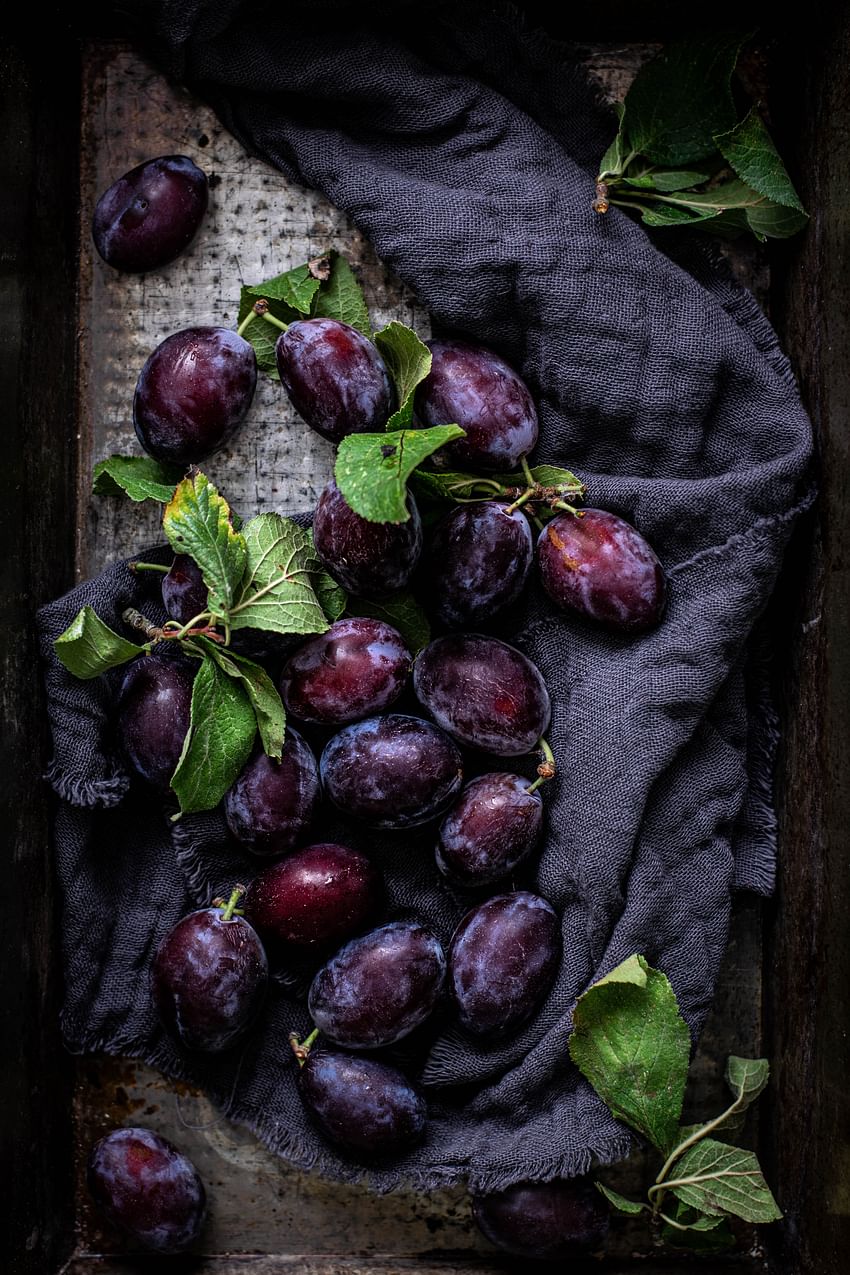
553, 499, 585, 518
121, 606, 163, 642
237, 310, 257, 338
527, 737, 556, 793
250, 297, 288, 333
505, 487, 535, 515
129, 560, 169, 575
289, 1027, 320, 1066
220, 886, 245, 922
520, 456, 535, 487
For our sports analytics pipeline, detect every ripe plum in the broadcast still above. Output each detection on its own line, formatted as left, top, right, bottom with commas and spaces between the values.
224, 730, 320, 857
537, 509, 666, 632
414, 635, 550, 756
312, 479, 423, 599
151, 895, 268, 1052
162, 554, 208, 625
276, 318, 394, 443
425, 501, 533, 626
280, 618, 411, 725
243, 843, 381, 948
133, 326, 257, 464
299, 1048, 427, 1157
308, 920, 446, 1048
92, 155, 208, 273
449, 892, 560, 1036
414, 339, 538, 470
87, 1127, 206, 1253
321, 714, 463, 829
436, 773, 543, 886
472, 1177, 608, 1258
117, 653, 194, 791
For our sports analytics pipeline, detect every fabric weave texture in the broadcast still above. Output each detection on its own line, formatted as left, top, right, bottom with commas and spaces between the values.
36, 2, 814, 1192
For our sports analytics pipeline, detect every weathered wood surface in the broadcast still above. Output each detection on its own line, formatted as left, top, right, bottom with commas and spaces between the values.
67, 41, 771, 1268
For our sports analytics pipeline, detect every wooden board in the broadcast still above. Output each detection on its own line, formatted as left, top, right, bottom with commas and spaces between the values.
65, 42, 769, 1268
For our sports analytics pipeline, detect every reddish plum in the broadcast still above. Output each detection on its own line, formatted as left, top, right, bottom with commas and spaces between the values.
414, 339, 538, 470
436, 773, 543, 886
243, 843, 381, 948
276, 317, 394, 443
425, 501, 533, 626
414, 635, 550, 756
280, 618, 411, 725
537, 509, 666, 632
87, 1127, 206, 1253
133, 326, 257, 464
312, 479, 423, 599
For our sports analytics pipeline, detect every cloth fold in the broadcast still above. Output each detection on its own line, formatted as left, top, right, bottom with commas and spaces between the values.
37, 1, 813, 1191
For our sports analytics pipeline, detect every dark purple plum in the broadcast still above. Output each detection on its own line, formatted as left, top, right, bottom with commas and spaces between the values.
537, 509, 666, 632
117, 654, 194, 791
308, 920, 446, 1048
414, 635, 550, 756
425, 501, 533, 627
87, 1127, 206, 1254
472, 1177, 609, 1259
162, 553, 208, 625
92, 155, 208, 273
243, 843, 381, 948
312, 479, 423, 600
151, 896, 268, 1052
321, 714, 463, 829
298, 1048, 427, 1157
414, 339, 538, 471
224, 730, 320, 857
449, 892, 561, 1036
133, 326, 257, 464
436, 773, 543, 886
275, 317, 394, 443
280, 618, 411, 726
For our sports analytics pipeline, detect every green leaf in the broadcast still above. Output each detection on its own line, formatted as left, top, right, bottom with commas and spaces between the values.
311, 250, 371, 337
635, 202, 722, 228
725, 1056, 769, 1108
660, 1202, 736, 1253
374, 321, 432, 430
715, 107, 806, 212
745, 199, 809, 241
598, 101, 627, 179
53, 606, 147, 679
667, 1138, 782, 1223
621, 177, 807, 239
347, 590, 431, 654
623, 168, 711, 193
623, 33, 750, 165
238, 263, 323, 378
410, 463, 585, 508
569, 954, 691, 1153
335, 424, 465, 523
170, 654, 257, 814
163, 472, 247, 619
230, 514, 329, 637
303, 533, 347, 623
197, 640, 286, 761
92, 454, 184, 503
595, 1183, 647, 1216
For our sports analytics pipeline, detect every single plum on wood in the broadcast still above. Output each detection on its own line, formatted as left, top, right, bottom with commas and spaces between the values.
414, 339, 538, 471
117, 653, 194, 792
243, 843, 381, 948
449, 892, 561, 1037
280, 618, 411, 725
133, 326, 257, 465
425, 501, 533, 627
151, 895, 268, 1052
224, 730, 320, 857
299, 1048, 427, 1157
537, 509, 666, 632
92, 155, 208, 273
320, 714, 463, 829
308, 920, 446, 1049
436, 772, 543, 886
414, 634, 550, 756
87, 1127, 207, 1253
312, 478, 423, 600
472, 1176, 609, 1259
276, 317, 394, 443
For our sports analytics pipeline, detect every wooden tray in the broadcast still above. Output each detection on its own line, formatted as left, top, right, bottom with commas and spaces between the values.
4, 9, 848, 1272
